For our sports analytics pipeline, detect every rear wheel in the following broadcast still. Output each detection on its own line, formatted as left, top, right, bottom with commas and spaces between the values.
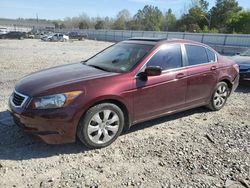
77, 103, 124, 149
207, 82, 230, 111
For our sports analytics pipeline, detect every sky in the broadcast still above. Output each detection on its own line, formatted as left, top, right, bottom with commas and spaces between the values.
0, 0, 249, 20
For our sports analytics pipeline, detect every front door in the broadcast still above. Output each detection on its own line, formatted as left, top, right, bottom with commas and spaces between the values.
133, 44, 188, 122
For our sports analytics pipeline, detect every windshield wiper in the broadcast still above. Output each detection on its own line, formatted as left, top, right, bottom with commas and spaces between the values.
81, 60, 88, 64
87, 64, 110, 72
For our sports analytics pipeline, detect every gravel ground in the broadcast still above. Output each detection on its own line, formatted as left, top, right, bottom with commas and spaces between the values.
0, 39, 250, 188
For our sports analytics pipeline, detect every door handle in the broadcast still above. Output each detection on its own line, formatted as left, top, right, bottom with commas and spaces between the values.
210, 66, 217, 71
176, 73, 185, 79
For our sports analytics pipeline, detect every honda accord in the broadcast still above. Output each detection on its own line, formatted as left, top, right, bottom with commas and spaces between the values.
8, 38, 239, 148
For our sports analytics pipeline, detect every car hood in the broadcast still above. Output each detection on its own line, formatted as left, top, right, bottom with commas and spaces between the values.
231, 55, 250, 64
15, 63, 116, 96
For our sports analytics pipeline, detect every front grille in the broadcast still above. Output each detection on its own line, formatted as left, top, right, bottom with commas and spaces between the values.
11, 91, 28, 107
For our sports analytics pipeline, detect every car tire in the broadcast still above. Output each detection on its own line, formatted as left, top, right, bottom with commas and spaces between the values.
207, 82, 230, 111
77, 103, 124, 149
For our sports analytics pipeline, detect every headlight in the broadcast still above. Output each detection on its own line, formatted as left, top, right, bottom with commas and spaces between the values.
32, 91, 82, 109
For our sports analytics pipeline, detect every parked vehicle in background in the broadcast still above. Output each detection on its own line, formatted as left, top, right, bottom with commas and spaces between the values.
0, 31, 26, 40
8, 38, 239, 149
231, 48, 250, 81
26, 32, 35, 39
40, 34, 50, 41
68, 32, 88, 40
0, 27, 8, 35
47, 33, 69, 42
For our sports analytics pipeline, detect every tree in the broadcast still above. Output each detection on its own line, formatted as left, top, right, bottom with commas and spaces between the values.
161, 9, 177, 31
112, 9, 131, 30
59, 23, 66, 29
134, 5, 163, 31
190, 0, 209, 11
210, 0, 242, 32
177, 0, 211, 32
95, 20, 105, 30
52, 21, 60, 29
229, 11, 250, 34
79, 20, 89, 29
177, 0, 210, 32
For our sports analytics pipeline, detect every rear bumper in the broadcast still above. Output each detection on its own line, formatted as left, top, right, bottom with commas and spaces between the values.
8, 105, 81, 144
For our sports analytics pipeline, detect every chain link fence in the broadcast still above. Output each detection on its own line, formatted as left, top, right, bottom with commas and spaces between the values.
57, 29, 250, 55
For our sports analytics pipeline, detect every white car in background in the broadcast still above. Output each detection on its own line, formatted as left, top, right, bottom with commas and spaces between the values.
42, 33, 69, 42
0, 28, 8, 35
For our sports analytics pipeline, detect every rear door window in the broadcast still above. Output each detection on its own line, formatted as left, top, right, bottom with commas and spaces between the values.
147, 44, 182, 70
185, 45, 209, 66
206, 48, 216, 62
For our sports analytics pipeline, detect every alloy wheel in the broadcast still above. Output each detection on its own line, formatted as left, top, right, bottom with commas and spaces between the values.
87, 110, 120, 144
213, 84, 228, 108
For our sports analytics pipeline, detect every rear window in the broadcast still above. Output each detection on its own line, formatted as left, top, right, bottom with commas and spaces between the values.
206, 48, 216, 62
185, 45, 209, 66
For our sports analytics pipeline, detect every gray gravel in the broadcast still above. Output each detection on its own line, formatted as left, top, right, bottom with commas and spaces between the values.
0, 39, 250, 188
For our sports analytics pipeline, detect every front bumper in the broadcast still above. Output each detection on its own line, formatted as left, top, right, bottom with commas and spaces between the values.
240, 71, 250, 80
8, 102, 81, 144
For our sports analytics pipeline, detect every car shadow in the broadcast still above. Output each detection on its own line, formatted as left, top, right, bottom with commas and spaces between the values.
0, 110, 90, 161
0, 106, 209, 161
126, 107, 208, 134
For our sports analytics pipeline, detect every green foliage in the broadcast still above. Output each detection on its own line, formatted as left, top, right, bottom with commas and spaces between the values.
79, 20, 89, 29
134, 5, 163, 31
161, 9, 177, 31
202, 26, 219, 33
177, 0, 210, 32
210, 0, 242, 32
56, 1, 249, 34
95, 20, 105, 30
229, 11, 250, 34
112, 9, 131, 30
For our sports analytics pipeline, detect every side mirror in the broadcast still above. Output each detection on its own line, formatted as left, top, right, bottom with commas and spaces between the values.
145, 66, 162, 76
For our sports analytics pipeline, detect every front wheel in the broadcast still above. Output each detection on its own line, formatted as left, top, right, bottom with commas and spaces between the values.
207, 82, 230, 111
77, 103, 124, 149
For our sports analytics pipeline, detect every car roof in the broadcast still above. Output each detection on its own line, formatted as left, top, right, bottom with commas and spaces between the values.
124, 37, 207, 47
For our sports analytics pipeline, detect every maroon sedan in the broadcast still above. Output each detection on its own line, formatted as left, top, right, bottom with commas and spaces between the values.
8, 38, 239, 148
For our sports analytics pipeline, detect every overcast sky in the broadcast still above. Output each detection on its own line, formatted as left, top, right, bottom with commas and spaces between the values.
0, 0, 249, 20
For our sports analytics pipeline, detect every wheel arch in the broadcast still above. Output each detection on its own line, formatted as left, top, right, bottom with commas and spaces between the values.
78, 98, 131, 134
218, 77, 233, 93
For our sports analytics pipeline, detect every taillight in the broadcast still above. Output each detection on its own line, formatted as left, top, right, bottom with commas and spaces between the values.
233, 64, 239, 73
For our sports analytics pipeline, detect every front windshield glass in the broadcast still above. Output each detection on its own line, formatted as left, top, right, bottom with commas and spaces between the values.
241, 49, 250, 56
85, 43, 154, 73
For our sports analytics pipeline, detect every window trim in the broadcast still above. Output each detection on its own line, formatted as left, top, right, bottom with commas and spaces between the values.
135, 44, 185, 77
184, 43, 218, 67
135, 43, 218, 79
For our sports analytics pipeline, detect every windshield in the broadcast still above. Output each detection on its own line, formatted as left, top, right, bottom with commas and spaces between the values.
85, 43, 154, 73
240, 49, 250, 56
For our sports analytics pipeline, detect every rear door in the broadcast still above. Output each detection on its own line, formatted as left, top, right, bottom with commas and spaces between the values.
133, 44, 188, 122
184, 44, 218, 105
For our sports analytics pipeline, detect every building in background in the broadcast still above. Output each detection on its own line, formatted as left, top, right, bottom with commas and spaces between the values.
0, 18, 55, 33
